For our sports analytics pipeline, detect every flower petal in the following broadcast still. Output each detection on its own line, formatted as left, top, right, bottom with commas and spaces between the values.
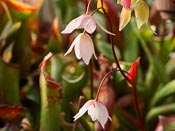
83, 16, 96, 34
119, 7, 131, 31
122, 0, 131, 10
87, 101, 111, 129
73, 100, 94, 121
134, 0, 149, 29
61, 15, 85, 34
79, 33, 97, 64
96, 21, 115, 35
64, 34, 82, 56
74, 35, 82, 59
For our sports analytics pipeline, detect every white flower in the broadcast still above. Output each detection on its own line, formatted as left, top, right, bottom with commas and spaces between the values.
61, 14, 115, 35
64, 33, 97, 65
73, 99, 112, 129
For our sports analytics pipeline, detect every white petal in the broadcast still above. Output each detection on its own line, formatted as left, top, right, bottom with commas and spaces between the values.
64, 34, 82, 56
73, 100, 94, 121
79, 33, 96, 64
61, 15, 85, 34
88, 104, 97, 121
88, 101, 111, 129
96, 20, 115, 35
83, 16, 96, 34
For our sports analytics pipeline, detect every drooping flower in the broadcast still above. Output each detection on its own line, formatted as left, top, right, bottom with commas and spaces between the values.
73, 99, 112, 129
61, 14, 115, 35
64, 33, 97, 65
126, 57, 140, 87
118, 0, 149, 31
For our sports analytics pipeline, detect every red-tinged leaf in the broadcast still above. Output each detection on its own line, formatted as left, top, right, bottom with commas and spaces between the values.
52, 17, 62, 43
39, 52, 62, 131
3, 0, 37, 13
0, 105, 22, 121
126, 57, 141, 87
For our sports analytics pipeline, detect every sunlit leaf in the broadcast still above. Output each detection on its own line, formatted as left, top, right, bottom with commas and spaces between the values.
151, 80, 175, 107
134, 0, 149, 29
146, 103, 175, 123
3, 0, 37, 13
119, 8, 131, 31
97, 0, 108, 13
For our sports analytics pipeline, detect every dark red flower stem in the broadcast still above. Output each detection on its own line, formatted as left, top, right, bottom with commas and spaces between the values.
96, 69, 118, 101
99, 0, 130, 82
84, 0, 88, 13
132, 85, 145, 131
89, 60, 94, 99
99, 0, 144, 131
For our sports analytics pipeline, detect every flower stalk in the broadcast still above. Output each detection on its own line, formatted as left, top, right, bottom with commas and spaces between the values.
99, 0, 144, 130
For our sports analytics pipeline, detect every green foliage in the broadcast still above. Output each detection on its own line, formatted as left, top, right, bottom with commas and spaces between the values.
0, 0, 175, 131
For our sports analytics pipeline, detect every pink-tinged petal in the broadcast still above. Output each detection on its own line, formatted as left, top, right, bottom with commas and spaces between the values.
134, 0, 149, 29
74, 34, 83, 59
87, 104, 96, 121
82, 16, 96, 34
73, 100, 94, 121
96, 21, 115, 35
95, 101, 111, 129
61, 15, 85, 34
64, 34, 82, 56
119, 7, 131, 31
87, 101, 111, 129
79, 33, 97, 64
122, 0, 131, 10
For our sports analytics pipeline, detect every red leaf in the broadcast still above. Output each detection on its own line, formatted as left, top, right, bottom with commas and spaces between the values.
0, 105, 22, 121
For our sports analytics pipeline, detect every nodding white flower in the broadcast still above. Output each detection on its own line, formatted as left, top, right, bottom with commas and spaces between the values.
64, 33, 97, 65
73, 99, 112, 129
61, 14, 115, 35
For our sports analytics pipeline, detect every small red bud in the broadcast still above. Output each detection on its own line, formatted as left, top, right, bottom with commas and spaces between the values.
126, 57, 141, 87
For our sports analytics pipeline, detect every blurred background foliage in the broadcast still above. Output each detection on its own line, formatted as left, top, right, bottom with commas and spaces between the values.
0, 0, 175, 131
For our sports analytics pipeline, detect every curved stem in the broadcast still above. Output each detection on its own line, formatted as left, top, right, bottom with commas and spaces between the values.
99, 0, 130, 83
95, 69, 118, 101
86, 0, 92, 15
84, 0, 88, 13
132, 85, 145, 131
99, 1, 144, 130
89, 60, 94, 99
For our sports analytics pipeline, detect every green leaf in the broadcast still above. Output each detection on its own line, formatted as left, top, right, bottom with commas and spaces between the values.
146, 103, 175, 123
0, 59, 20, 105
164, 121, 175, 131
11, 21, 32, 76
151, 80, 175, 107
97, 41, 121, 62
39, 53, 62, 131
